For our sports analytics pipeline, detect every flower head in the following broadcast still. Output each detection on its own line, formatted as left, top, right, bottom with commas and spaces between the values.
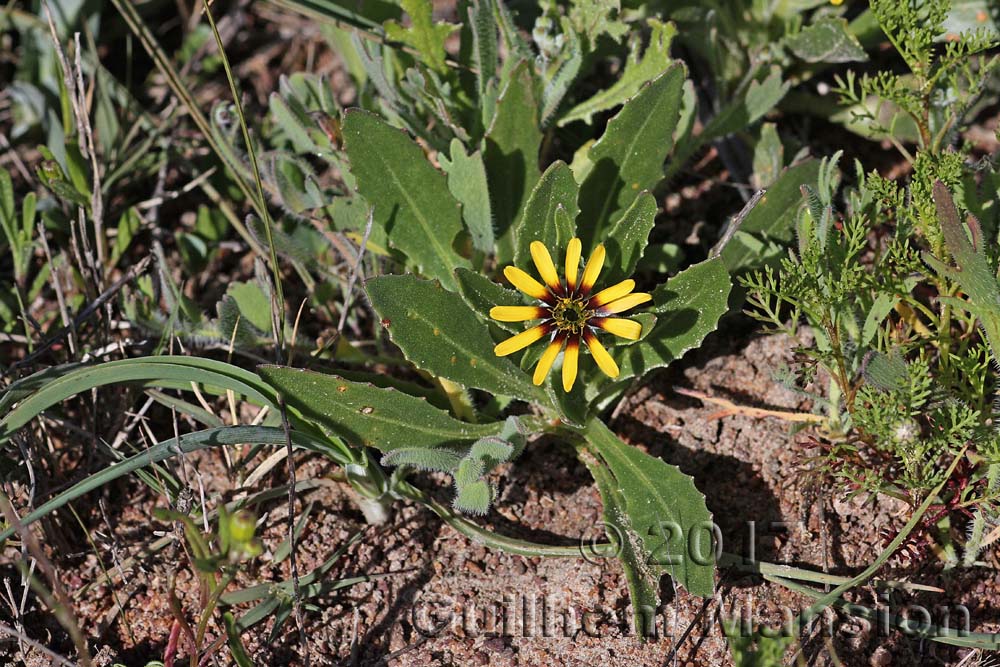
490, 239, 652, 392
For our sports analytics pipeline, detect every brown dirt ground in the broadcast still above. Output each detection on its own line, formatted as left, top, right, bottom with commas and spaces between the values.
7, 330, 998, 667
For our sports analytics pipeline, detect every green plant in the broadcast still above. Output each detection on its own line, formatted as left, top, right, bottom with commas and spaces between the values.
835, 0, 999, 158
259, 222, 732, 630
154, 505, 263, 667
742, 0, 1000, 571
7, 0, 1000, 662
0, 168, 42, 338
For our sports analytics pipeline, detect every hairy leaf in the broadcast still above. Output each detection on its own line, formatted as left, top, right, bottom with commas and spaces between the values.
926, 181, 1000, 363
603, 191, 657, 283
383, 0, 459, 73
342, 109, 469, 288
381, 447, 464, 471
577, 63, 685, 247
468, 0, 499, 98
484, 61, 542, 262
560, 19, 676, 126
453, 477, 492, 514
786, 17, 868, 63
366, 275, 542, 400
513, 160, 579, 268
258, 366, 502, 450
862, 350, 910, 392
586, 419, 715, 599
440, 138, 494, 254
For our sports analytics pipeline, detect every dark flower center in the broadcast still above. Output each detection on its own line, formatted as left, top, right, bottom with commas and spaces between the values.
551, 298, 592, 334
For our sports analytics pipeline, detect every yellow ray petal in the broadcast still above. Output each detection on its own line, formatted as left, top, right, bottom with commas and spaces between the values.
584, 331, 619, 379
504, 266, 549, 300
565, 237, 582, 291
590, 279, 635, 308
599, 292, 652, 314
490, 305, 547, 322
593, 317, 642, 340
494, 324, 548, 356
533, 336, 564, 385
579, 244, 606, 294
562, 337, 580, 392
530, 241, 561, 291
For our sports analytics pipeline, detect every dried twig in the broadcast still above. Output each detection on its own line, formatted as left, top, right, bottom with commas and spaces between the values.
337, 205, 375, 337
673, 386, 825, 423
0, 621, 79, 666
37, 222, 77, 356
710, 188, 766, 258
3, 255, 152, 378
0, 494, 94, 667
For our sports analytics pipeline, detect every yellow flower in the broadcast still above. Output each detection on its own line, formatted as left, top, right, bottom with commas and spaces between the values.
490, 238, 652, 392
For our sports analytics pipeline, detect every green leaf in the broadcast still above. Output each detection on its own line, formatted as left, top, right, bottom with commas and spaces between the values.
577, 63, 685, 247
559, 19, 676, 126
701, 68, 790, 144
786, 17, 869, 63
0, 169, 14, 237
380, 447, 464, 471
722, 159, 821, 272
453, 477, 492, 514
0, 357, 280, 444
943, 0, 1000, 36
742, 160, 820, 238
862, 350, 909, 392
63, 141, 92, 199
440, 139, 494, 254
604, 191, 657, 283
258, 365, 502, 451
454, 267, 523, 332
267, 0, 394, 28
36, 153, 89, 209
861, 292, 898, 347
224, 612, 254, 667
751, 123, 784, 190
342, 109, 469, 288
383, 0, 459, 73
366, 274, 542, 400
484, 61, 542, 262
614, 257, 732, 382
468, 0, 499, 99
110, 207, 141, 267
221, 281, 275, 342
926, 181, 1000, 364
329, 195, 390, 252
585, 419, 715, 599
581, 451, 659, 633
513, 160, 579, 268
